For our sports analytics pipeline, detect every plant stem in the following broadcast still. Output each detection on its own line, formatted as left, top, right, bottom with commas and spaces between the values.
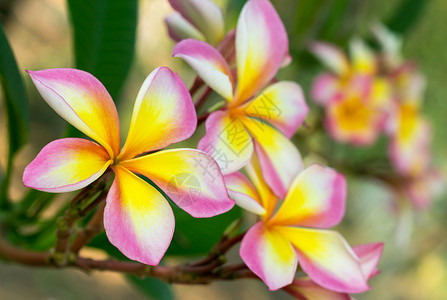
195, 87, 213, 112
189, 77, 204, 97
69, 202, 106, 254
52, 174, 110, 265
188, 231, 245, 267
0, 229, 255, 284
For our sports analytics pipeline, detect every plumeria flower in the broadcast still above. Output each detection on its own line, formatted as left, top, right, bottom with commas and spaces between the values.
310, 39, 377, 106
386, 64, 430, 177
173, 0, 308, 198
311, 40, 391, 146
224, 156, 371, 292
165, 0, 224, 46
23, 67, 234, 265
285, 243, 383, 300
323, 76, 390, 146
388, 102, 431, 177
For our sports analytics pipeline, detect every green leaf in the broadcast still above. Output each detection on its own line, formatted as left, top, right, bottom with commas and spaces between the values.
67, 0, 137, 101
318, 0, 352, 41
143, 175, 243, 256
127, 276, 174, 300
386, 0, 428, 34
0, 23, 29, 208
166, 205, 242, 256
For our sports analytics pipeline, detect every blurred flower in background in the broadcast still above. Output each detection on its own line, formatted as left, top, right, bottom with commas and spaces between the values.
311, 24, 445, 213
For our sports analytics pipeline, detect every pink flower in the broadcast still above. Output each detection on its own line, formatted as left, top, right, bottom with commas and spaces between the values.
285, 243, 384, 299
173, 0, 308, 198
310, 41, 392, 146
225, 157, 371, 292
23, 67, 234, 265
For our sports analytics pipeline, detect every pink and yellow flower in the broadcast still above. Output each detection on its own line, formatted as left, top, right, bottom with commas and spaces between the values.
173, 0, 308, 198
386, 64, 431, 178
285, 243, 383, 299
23, 67, 234, 265
225, 157, 372, 292
310, 39, 377, 105
388, 102, 431, 177
311, 40, 391, 146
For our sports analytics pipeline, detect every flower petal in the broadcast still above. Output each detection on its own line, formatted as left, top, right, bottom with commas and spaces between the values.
240, 222, 297, 291
244, 153, 278, 219
119, 67, 196, 160
198, 110, 253, 175
278, 227, 369, 293
241, 117, 303, 198
353, 243, 384, 279
242, 81, 308, 138
389, 106, 430, 176
104, 166, 174, 265
310, 42, 350, 76
311, 73, 340, 106
224, 172, 265, 215
121, 149, 234, 218
169, 0, 224, 45
235, 0, 288, 104
325, 91, 384, 146
270, 164, 346, 228
349, 39, 376, 75
165, 12, 205, 42
287, 278, 352, 300
23, 138, 111, 193
27, 69, 120, 157
173, 39, 234, 101
371, 22, 402, 68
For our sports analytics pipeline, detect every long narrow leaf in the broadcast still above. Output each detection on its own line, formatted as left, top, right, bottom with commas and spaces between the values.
67, 0, 137, 100
0, 23, 29, 208
387, 0, 428, 34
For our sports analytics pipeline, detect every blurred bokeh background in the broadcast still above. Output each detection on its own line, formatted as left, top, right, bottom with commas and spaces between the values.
0, 0, 446, 299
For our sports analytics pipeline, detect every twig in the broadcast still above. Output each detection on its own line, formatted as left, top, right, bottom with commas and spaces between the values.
197, 112, 210, 126
195, 87, 213, 112
52, 174, 111, 265
0, 230, 256, 285
69, 202, 106, 254
189, 77, 204, 97
0, 229, 50, 266
188, 231, 245, 267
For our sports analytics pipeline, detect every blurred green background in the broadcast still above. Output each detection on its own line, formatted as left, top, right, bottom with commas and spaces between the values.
0, 0, 446, 299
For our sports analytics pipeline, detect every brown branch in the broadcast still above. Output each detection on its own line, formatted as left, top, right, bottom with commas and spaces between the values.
53, 209, 77, 264
189, 231, 245, 267
197, 112, 210, 126
195, 87, 213, 112
69, 202, 106, 254
52, 175, 110, 265
0, 230, 50, 266
189, 77, 204, 97
0, 229, 256, 285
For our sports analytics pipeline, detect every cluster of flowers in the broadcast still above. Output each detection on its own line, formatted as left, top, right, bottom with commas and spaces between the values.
311, 24, 443, 210
23, 0, 382, 298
